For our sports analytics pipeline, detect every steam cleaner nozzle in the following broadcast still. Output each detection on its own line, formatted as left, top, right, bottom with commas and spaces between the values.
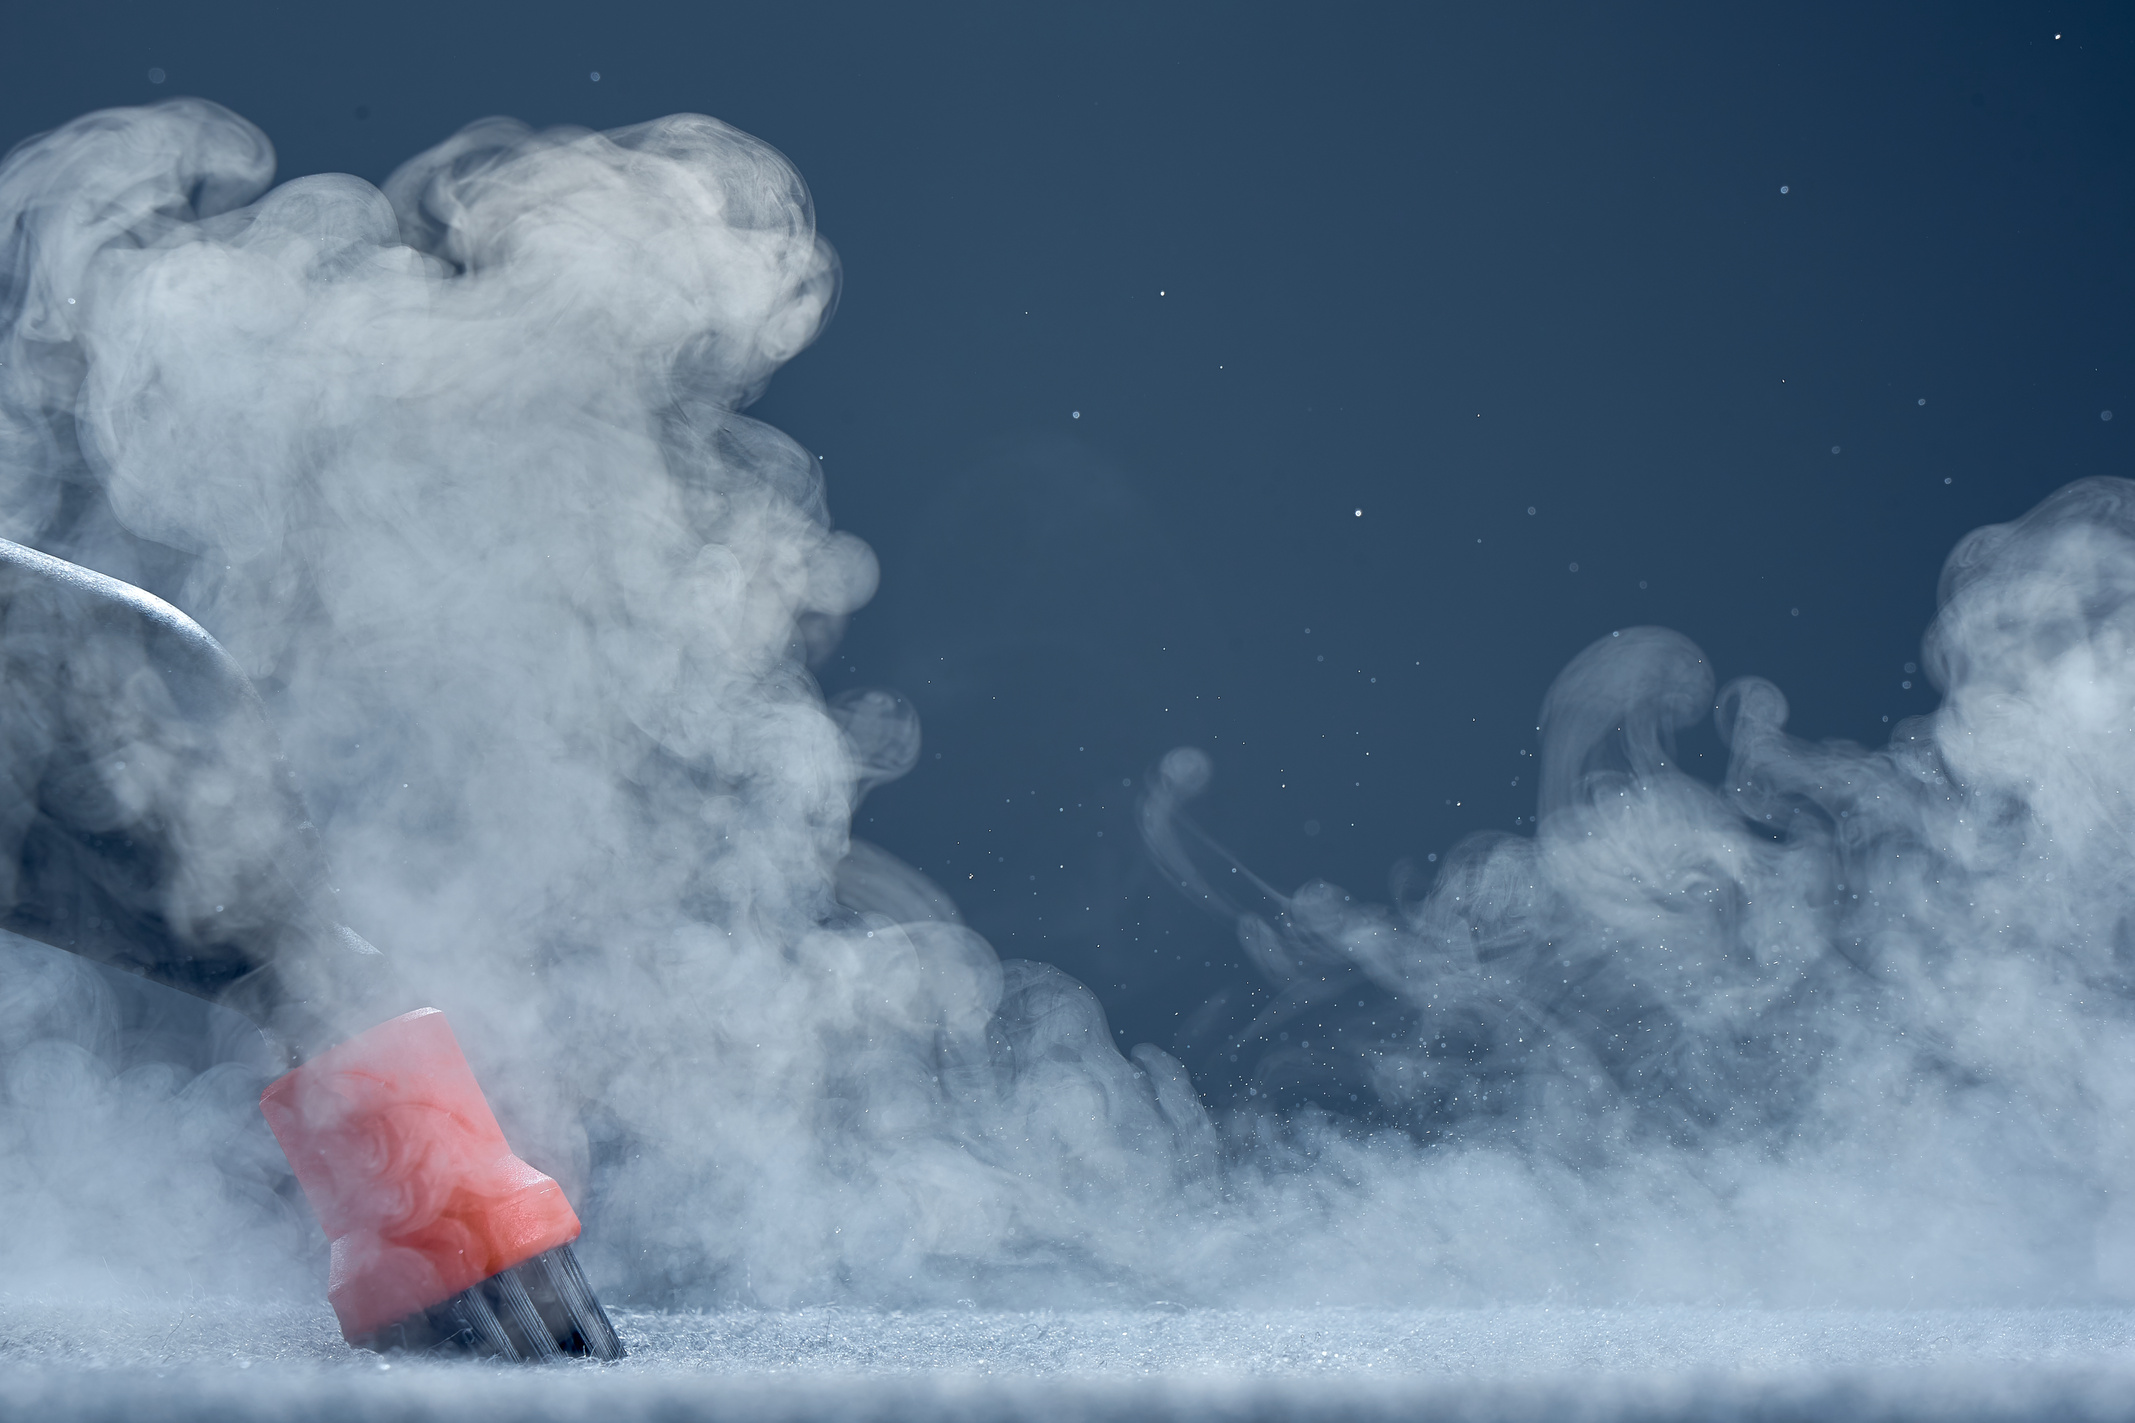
0, 541, 620, 1358
260, 1008, 625, 1361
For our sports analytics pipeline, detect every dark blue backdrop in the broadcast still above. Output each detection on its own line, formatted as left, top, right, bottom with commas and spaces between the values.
3, 2, 2128, 1107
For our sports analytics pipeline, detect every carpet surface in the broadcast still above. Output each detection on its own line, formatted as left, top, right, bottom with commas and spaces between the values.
5, 1303, 2135, 1421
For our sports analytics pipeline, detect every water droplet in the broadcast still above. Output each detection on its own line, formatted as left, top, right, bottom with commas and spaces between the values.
589, 70, 602, 81
147, 67, 166, 84
1780, 184, 1789, 194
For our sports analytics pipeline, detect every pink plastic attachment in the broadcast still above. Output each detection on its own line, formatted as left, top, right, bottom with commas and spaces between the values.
259, 1008, 582, 1341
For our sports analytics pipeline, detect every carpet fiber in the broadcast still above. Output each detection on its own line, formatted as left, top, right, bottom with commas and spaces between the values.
5, 1303, 2135, 1421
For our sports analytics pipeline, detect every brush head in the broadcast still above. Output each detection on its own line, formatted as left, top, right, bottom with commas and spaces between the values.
259, 1008, 601, 1348
356, 1242, 625, 1361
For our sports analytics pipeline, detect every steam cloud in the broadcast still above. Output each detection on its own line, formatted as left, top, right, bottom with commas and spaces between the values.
0, 98, 2130, 1314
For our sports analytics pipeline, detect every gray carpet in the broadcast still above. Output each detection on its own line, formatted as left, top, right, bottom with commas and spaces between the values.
7, 1302, 2135, 1421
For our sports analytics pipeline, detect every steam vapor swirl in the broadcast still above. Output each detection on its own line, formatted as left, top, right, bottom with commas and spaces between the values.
0, 98, 2130, 1311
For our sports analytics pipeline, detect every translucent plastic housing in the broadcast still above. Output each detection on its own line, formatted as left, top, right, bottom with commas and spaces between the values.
259, 1008, 582, 1340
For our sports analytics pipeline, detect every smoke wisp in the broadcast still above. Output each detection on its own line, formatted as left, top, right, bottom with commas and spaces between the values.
1147, 479, 2135, 1303
0, 98, 2130, 1315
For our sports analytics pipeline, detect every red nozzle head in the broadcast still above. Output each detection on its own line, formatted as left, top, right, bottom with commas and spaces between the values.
259, 1008, 582, 1340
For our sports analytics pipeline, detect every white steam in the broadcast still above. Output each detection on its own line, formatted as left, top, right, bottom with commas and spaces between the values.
1147, 478, 2135, 1303
0, 98, 1213, 1308
0, 98, 2130, 1314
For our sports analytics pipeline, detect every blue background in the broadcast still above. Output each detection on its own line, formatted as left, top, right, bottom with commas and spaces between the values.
3, 2, 2129, 1109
